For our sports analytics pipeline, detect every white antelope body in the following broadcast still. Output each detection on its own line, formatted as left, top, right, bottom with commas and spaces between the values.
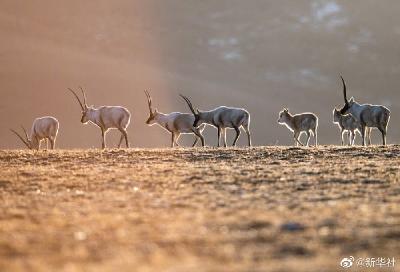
11, 116, 59, 150
338, 76, 390, 146
68, 87, 131, 149
180, 95, 251, 147
144, 91, 205, 147
277, 108, 318, 146
333, 108, 360, 146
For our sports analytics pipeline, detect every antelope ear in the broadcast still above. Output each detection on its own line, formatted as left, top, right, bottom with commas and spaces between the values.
349, 97, 354, 103
195, 108, 200, 114
154, 108, 158, 113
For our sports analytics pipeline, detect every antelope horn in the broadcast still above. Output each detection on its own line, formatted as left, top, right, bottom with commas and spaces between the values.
67, 88, 84, 111
21, 126, 29, 142
79, 86, 87, 108
179, 94, 197, 115
10, 129, 30, 148
340, 75, 348, 104
144, 90, 153, 114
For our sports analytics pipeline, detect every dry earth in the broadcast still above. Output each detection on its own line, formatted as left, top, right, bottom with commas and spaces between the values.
0, 146, 399, 272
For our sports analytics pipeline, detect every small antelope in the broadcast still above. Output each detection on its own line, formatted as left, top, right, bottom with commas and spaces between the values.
333, 108, 361, 146
11, 116, 59, 150
68, 87, 131, 149
180, 95, 251, 147
339, 76, 390, 146
144, 90, 205, 147
277, 108, 318, 146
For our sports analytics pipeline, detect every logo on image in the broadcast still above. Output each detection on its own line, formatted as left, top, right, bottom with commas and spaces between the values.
340, 256, 354, 268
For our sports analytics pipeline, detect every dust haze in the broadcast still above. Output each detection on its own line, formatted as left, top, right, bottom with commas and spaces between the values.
1, 0, 400, 148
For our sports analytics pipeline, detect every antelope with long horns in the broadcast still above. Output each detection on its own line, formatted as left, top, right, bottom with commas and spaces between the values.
144, 90, 205, 147
180, 95, 251, 147
68, 87, 131, 149
332, 108, 361, 146
277, 108, 318, 147
338, 76, 390, 146
11, 116, 59, 150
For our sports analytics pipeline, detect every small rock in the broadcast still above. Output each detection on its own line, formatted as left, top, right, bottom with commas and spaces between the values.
280, 222, 305, 232
74, 231, 87, 241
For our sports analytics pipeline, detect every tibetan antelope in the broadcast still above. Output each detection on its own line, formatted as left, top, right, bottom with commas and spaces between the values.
339, 76, 390, 146
11, 116, 59, 150
277, 108, 318, 146
333, 108, 361, 146
144, 90, 205, 147
68, 87, 131, 149
180, 94, 251, 147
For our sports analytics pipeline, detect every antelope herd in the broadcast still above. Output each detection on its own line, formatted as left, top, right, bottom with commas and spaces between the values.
10, 76, 391, 150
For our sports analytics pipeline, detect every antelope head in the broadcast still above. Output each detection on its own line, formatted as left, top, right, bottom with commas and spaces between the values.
277, 108, 290, 124
10, 126, 38, 150
144, 90, 158, 125
333, 107, 341, 123
68, 87, 90, 124
179, 94, 201, 127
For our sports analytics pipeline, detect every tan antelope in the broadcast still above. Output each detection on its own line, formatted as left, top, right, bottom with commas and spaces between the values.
11, 116, 59, 150
277, 108, 318, 147
180, 94, 251, 147
338, 76, 390, 146
332, 108, 361, 146
68, 87, 131, 149
144, 90, 205, 147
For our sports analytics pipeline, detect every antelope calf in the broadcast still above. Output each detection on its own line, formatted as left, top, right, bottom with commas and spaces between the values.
277, 108, 318, 146
333, 108, 360, 146
11, 116, 59, 150
144, 90, 205, 147
180, 95, 251, 147
68, 87, 131, 149
339, 76, 390, 146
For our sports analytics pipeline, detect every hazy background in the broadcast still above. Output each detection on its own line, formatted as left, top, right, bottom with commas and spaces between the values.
1, 0, 399, 148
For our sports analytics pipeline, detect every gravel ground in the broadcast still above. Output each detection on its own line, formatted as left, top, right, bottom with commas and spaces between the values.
0, 146, 399, 272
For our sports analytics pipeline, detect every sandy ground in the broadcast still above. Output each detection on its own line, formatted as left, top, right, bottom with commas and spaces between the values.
0, 146, 399, 272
